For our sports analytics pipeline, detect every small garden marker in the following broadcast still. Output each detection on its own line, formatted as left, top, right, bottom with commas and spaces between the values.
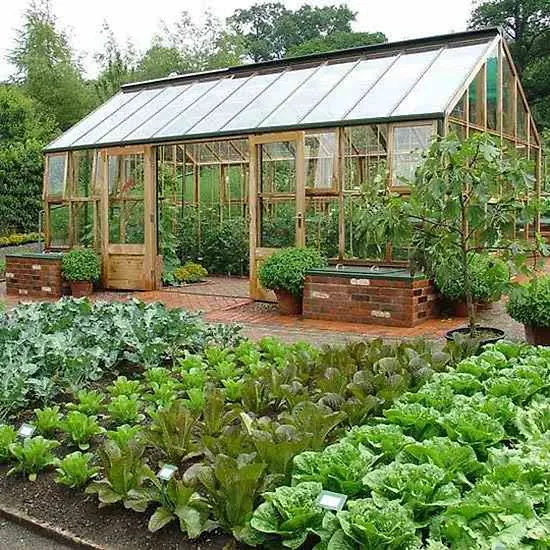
317, 490, 347, 512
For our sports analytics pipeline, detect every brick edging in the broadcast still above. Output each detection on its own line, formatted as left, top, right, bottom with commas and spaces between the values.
0, 503, 106, 550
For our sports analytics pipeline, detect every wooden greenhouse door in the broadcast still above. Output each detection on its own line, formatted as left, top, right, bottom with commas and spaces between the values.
100, 145, 157, 291
249, 132, 305, 301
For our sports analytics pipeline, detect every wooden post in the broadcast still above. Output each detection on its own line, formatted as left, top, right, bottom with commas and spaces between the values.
296, 131, 306, 247
144, 145, 158, 290
249, 137, 258, 299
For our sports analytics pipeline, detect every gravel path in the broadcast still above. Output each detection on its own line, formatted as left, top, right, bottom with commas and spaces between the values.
0, 518, 74, 549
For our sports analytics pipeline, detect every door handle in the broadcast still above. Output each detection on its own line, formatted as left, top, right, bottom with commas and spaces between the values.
296, 212, 303, 228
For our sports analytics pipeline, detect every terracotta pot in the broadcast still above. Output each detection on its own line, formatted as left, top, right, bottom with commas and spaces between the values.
274, 289, 302, 315
70, 280, 93, 298
525, 325, 550, 346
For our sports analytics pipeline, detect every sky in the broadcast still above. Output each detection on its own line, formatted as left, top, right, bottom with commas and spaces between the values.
0, 0, 475, 81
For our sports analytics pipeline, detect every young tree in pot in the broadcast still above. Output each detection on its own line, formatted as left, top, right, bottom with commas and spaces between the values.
407, 133, 541, 341
258, 248, 326, 315
62, 248, 101, 297
507, 276, 550, 345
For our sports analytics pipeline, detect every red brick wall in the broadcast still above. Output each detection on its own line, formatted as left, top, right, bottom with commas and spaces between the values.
303, 274, 439, 327
5, 256, 64, 298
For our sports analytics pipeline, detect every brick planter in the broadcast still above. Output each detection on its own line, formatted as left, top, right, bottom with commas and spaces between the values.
303, 267, 439, 328
5, 253, 66, 299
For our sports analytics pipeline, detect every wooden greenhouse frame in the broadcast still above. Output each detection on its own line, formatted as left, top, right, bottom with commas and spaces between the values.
43, 28, 542, 299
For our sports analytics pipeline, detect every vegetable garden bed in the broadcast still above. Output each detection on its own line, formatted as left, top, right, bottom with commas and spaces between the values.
1, 298, 549, 548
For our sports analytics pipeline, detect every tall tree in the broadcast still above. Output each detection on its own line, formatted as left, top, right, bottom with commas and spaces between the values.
9, 0, 93, 130
287, 31, 387, 57
469, 0, 550, 128
228, 2, 357, 61
0, 85, 56, 235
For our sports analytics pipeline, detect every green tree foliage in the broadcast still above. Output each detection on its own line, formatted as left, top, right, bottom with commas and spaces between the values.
287, 30, 387, 57
9, 0, 93, 130
469, 0, 550, 128
0, 85, 56, 235
228, 2, 357, 61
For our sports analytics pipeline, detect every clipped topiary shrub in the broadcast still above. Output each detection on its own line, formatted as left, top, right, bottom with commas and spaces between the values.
258, 247, 327, 298
62, 248, 101, 282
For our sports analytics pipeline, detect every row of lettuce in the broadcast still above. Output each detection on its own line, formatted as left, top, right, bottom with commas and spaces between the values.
0, 299, 549, 548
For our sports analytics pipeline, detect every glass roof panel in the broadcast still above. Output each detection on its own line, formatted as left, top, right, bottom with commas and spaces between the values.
46, 92, 137, 150
156, 77, 246, 138
96, 86, 188, 145
191, 72, 281, 135
302, 56, 396, 124
127, 81, 216, 141
345, 49, 440, 120
259, 61, 358, 128
72, 88, 163, 147
222, 67, 317, 133
392, 41, 491, 116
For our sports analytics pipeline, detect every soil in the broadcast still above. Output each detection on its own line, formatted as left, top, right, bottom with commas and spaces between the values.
0, 466, 234, 550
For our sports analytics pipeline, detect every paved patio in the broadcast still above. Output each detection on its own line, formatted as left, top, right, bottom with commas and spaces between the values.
0, 275, 525, 345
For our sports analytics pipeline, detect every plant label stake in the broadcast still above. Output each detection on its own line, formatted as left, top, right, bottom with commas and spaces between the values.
157, 464, 178, 481
317, 490, 347, 512
17, 423, 35, 439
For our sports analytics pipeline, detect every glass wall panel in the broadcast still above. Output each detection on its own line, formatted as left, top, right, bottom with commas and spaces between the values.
517, 95, 528, 141
260, 142, 296, 193
391, 124, 433, 186
47, 154, 66, 198
259, 199, 295, 248
72, 202, 95, 247
486, 46, 499, 131
502, 56, 515, 136
343, 124, 388, 191
305, 197, 339, 258
344, 194, 385, 260
449, 121, 467, 140
451, 92, 466, 121
468, 67, 485, 127
305, 130, 337, 190
49, 204, 70, 247
73, 151, 94, 198
107, 154, 145, 245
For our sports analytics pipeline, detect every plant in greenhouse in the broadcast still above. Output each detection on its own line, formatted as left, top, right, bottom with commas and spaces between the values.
408, 133, 542, 336
173, 261, 208, 284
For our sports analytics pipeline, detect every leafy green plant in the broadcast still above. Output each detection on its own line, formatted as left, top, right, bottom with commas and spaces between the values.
435, 253, 510, 304
34, 405, 63, 436
106, 425, 144, 448
258, 247, 327, 297
107, 376, 143, 398
145, 400, 198, 463
507, 275, 550, 328
332, 498, 419, 549
0, 424, 17, 462
173, 262, 208, 284
246, 482, 328, 549
126, 476, 212, 536
85, 439, 154, 507
196, 454, 266, 540
8, 436, 60, 481
62, 247, 101, 282
144, 367, 175, 387
107, 395, 145, 425
60, 411, 104, 450
66, 389, 105, 415
54, 451, 99, 488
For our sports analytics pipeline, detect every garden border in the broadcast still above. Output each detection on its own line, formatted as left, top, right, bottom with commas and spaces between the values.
0, 501, 105, 550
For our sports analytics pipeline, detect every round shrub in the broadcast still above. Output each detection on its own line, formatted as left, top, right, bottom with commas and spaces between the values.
434, 253, 509, 303
62, 248, 101, 282
173, 261, 208, 284
258, 247, 327, 297
507, 276, 550, 328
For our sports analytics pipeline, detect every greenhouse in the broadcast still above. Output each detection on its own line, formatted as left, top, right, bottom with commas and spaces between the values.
42, 27, 541, 299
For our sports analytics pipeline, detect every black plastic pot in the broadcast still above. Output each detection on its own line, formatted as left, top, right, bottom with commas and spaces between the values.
445, 326, 505, 346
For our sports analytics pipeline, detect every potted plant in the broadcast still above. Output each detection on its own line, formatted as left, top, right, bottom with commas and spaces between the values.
434, 253, 510, 317
173, 262, 208, 285
62, 248, 101, 298
258, 247, 326, 315
404, 133, 540, 344
507, 276, 550, 345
